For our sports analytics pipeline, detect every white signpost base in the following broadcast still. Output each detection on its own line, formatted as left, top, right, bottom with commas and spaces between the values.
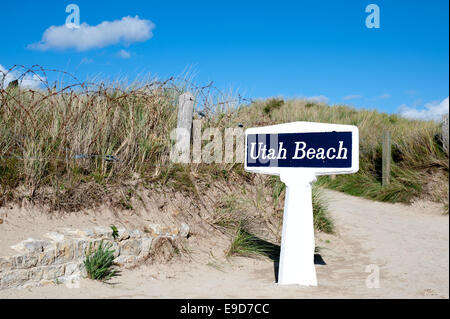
278, 171, 317, 286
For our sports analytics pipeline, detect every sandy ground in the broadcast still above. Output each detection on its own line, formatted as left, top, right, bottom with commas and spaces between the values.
0, 189, 448, 299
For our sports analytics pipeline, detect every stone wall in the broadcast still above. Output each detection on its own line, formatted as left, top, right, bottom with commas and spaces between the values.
0, 223, 189, 290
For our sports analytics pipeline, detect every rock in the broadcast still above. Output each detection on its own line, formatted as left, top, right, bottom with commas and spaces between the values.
64, 263, 80, 276
169, 226, 180, 236
11, 238, 50, 254
160, 226, 170, 236
75, 229, 96, 238
117, 228, 130, 241
147, 224, 173, 237
72, 239, 87, 259
24, 239, 51, 253
129, 229, 143, 238
44, 232, 65, 242
42, 265, 65, 280
94, 226, 113, 239
62, 228, 95, 238
13, 255, 23, 268
114, 255, 136, 267
21, 254, 39, 269
54, 241, 75, 264
37, 249, 55, 266
0, 256, 15, 272
179, 223, 190, 238
119, 239, 142, 256
1, 269, 29, 289
140, 238, 153, 255
147, 224, 162, 237
28, 267, 45, 281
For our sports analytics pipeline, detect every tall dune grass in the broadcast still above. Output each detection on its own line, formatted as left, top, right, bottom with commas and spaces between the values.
0, 83, 179, 197
235, 99, 448, 205
0, 67, 448, 211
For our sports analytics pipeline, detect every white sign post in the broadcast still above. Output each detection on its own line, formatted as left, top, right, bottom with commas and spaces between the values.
245, 121, 359, 286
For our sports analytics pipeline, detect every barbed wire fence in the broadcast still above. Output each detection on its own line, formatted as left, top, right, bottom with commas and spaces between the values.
0, 65, 254, 165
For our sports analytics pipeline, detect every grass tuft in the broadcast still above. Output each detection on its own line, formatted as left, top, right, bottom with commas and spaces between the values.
84, 241, 120, 281
226, 220, 279, 258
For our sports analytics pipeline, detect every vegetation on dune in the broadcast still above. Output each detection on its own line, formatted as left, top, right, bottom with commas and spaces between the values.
218, 182, 333, 259
239, 99, 449, 206
0, 65, 448, 244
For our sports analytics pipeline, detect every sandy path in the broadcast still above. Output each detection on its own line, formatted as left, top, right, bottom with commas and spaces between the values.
321, 190, 449, 298
1, 189, 448, 299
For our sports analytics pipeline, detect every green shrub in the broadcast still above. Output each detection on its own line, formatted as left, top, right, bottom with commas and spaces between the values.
263, 98, 284, 115
110, 225, 119, 240
84, 241, 120, 281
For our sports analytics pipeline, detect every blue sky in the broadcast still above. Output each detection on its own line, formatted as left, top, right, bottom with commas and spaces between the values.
0, 0, 448, 119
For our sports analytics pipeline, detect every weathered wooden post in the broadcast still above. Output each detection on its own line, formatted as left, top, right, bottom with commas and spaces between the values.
442, 114, 449, 155
382, 131, 391, 186
173, 92, 194, 163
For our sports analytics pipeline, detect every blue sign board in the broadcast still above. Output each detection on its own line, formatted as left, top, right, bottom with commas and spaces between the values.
246, 131, 352, 168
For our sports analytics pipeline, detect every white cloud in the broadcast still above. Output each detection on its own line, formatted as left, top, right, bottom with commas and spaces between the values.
377, 93, 391, 99
398, 97, 449, 121
29, 16, 155, 52
343, 94, 362, 100
80, 57, 94, 65
76, 58, 94, 69
305, 95, 329, 103
117, 49, 131, 59
0, 65, 43, 89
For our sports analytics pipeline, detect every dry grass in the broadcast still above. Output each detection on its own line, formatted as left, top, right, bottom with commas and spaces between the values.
0, 66, 448, 214
234, 99, 449, 207
0, 66, 238, 208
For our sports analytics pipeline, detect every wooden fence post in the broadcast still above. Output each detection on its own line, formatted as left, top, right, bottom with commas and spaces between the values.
175, 92, 194, 163
442, 114, 449, 155
382, 131, 391, 186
